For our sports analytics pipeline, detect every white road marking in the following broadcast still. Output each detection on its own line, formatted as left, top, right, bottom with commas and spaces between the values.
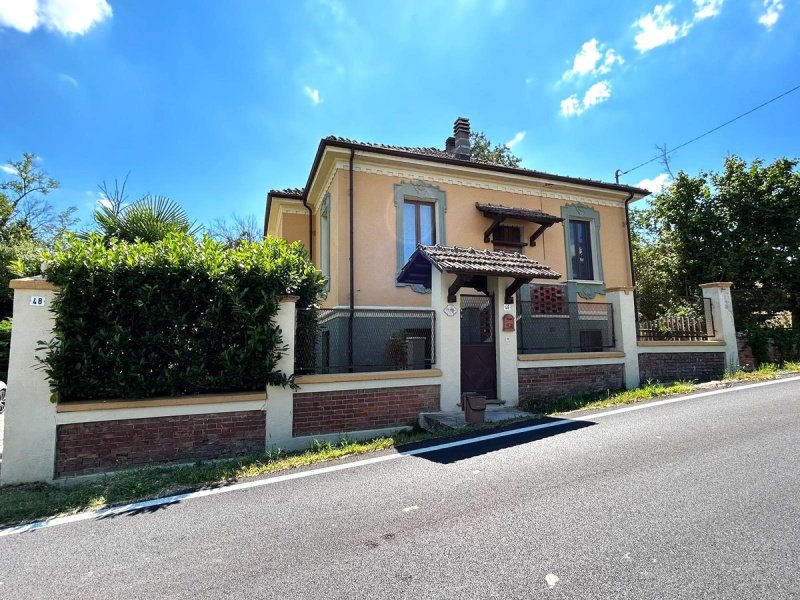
402, 506, 419, 513
545, 573, 560, 587
2, 375, 798, 537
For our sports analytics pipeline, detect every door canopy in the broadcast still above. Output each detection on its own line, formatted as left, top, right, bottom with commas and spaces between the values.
397, 244, 561, 304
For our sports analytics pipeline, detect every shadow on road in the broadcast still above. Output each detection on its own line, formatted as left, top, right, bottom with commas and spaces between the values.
97, 498, 182, 520
403, 417, 595, 464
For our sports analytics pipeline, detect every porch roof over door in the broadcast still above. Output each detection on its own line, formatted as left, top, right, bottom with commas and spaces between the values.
397, 244, 561, 303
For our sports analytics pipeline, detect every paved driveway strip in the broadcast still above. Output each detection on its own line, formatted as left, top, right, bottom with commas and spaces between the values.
1, 377, 799, 599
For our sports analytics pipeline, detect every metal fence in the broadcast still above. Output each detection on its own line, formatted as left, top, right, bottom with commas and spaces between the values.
637, 297, 714, 341
295, 308, 435, 375
517, 301, 616, 354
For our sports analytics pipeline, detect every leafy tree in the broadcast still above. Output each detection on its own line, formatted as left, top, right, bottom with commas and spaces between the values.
1, 153, 76, 316
469, 131, 522, 167
632, 155, 800, 329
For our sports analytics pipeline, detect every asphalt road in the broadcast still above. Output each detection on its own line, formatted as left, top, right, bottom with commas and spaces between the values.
2, 379, 799, 599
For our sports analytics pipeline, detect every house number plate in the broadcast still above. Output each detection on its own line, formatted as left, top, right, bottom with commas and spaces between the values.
30, 296, 46, 306
443, 305, 457, 317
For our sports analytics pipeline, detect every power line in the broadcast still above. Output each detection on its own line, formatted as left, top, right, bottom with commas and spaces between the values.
617, 82, 800, 182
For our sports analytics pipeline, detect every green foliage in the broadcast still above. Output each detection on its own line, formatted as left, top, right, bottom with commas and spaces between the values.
41, 233, 324, 401
0, 318, 11, 382
469, 131, 522, 167
93, 194, 200, 243
743, 325, 799, 367
632, 156, 800, 326
0, 153, 73, 317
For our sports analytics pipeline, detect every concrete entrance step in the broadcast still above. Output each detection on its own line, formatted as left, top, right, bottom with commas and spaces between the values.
418, 408, 534, 431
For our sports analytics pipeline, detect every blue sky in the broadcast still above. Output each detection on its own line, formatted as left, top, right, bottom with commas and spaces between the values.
1, 0, 798, 228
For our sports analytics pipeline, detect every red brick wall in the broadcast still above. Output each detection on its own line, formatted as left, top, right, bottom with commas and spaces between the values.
56, 410, 265, 478
638, 352, 725, 382
293, 384, 440, 437
518, 364, 624, 403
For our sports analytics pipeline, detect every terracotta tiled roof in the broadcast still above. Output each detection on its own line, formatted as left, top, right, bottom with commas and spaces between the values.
325, 136, 455, 160
269, 187, 305, 198
323, 136, 649, 196
406, 244, 561, 280
475, 202, 563, 224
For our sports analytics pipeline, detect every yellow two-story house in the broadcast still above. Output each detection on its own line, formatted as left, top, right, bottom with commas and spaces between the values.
266, 117, 651, 419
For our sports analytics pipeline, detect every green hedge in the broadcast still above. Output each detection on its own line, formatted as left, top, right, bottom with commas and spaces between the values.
41, 233, 324, 402
0, 318, 11, 382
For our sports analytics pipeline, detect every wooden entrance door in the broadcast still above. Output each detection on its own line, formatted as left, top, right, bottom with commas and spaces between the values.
460, 294, 497, 400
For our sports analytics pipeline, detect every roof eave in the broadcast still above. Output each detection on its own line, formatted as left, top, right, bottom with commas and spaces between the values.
320, 138, 651, 197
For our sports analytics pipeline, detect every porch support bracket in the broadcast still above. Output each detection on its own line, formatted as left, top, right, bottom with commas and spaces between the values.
483, 216, 506, 243
448, 275, 469, 303
504, 277, 533, 304
528, 223, 552, 247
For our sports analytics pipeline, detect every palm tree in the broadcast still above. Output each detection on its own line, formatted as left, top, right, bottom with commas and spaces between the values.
94, 194, 199, 243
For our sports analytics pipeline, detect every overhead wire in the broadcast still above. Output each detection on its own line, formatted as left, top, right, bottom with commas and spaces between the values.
617, 82, 800, 182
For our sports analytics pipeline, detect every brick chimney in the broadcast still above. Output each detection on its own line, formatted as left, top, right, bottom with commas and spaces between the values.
445, 136, 455, 155
453, 117, 471, 160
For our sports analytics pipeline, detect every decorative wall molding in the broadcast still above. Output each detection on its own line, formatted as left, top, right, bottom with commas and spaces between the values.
280, 207, 309, 216
330, 159, 624, 209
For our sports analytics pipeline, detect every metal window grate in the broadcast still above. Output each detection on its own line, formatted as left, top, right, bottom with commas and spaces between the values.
517, 301, 615, 354
295, 308, 435, 375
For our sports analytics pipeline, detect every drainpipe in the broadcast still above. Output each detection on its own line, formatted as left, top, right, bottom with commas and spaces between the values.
624, 190, 640, 332
348, 149, 355, 372
302, 196, 313, 261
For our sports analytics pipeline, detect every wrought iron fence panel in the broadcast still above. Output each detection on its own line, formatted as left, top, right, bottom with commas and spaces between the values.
636, 297, 714, 341
295, 308, 435, 375
517, 301, 615, 354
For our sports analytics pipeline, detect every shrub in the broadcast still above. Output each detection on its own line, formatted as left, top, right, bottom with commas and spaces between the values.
40, 232, 324, 401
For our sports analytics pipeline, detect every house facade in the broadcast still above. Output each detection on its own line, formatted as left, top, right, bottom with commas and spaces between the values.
259, 117, 738, 450
0, 119, 739, 484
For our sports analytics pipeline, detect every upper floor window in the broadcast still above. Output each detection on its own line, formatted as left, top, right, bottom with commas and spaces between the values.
402, 199, 436, 262
492, 225, 523, 253
569, 220, 594, 280
394, 182, 447, 292
561, 203, 603, 285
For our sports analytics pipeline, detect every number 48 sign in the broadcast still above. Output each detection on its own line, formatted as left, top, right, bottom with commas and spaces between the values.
29, 296, 46, 306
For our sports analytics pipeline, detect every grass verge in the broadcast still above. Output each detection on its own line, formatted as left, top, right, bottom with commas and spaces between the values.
3, 364, 799, 528
525, 380, 695, 415
723, 362, 800, 382
0, 424, 504, 527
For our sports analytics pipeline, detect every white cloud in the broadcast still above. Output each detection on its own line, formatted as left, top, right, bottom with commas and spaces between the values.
758, 0, 784, 29
634, 4, 687, 52
0, 0, 112, 36
1, 164, 18, 175
560, 81, 612, 117
303, 86, 322, 105
59, 73, 78, 87
583, 81, 612, 107
0, 0, 38, 32
505, 131, 526, 149
636, 173, 672, 193
560, 95, 582, 117
597, 48, 624, 74
564, 39, 623, 79
634, 1, 723, 52
693, 0, 723, 21
568, 39, 602, 77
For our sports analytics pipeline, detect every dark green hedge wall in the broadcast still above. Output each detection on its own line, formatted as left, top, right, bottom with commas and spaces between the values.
41, 233, 324, 402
